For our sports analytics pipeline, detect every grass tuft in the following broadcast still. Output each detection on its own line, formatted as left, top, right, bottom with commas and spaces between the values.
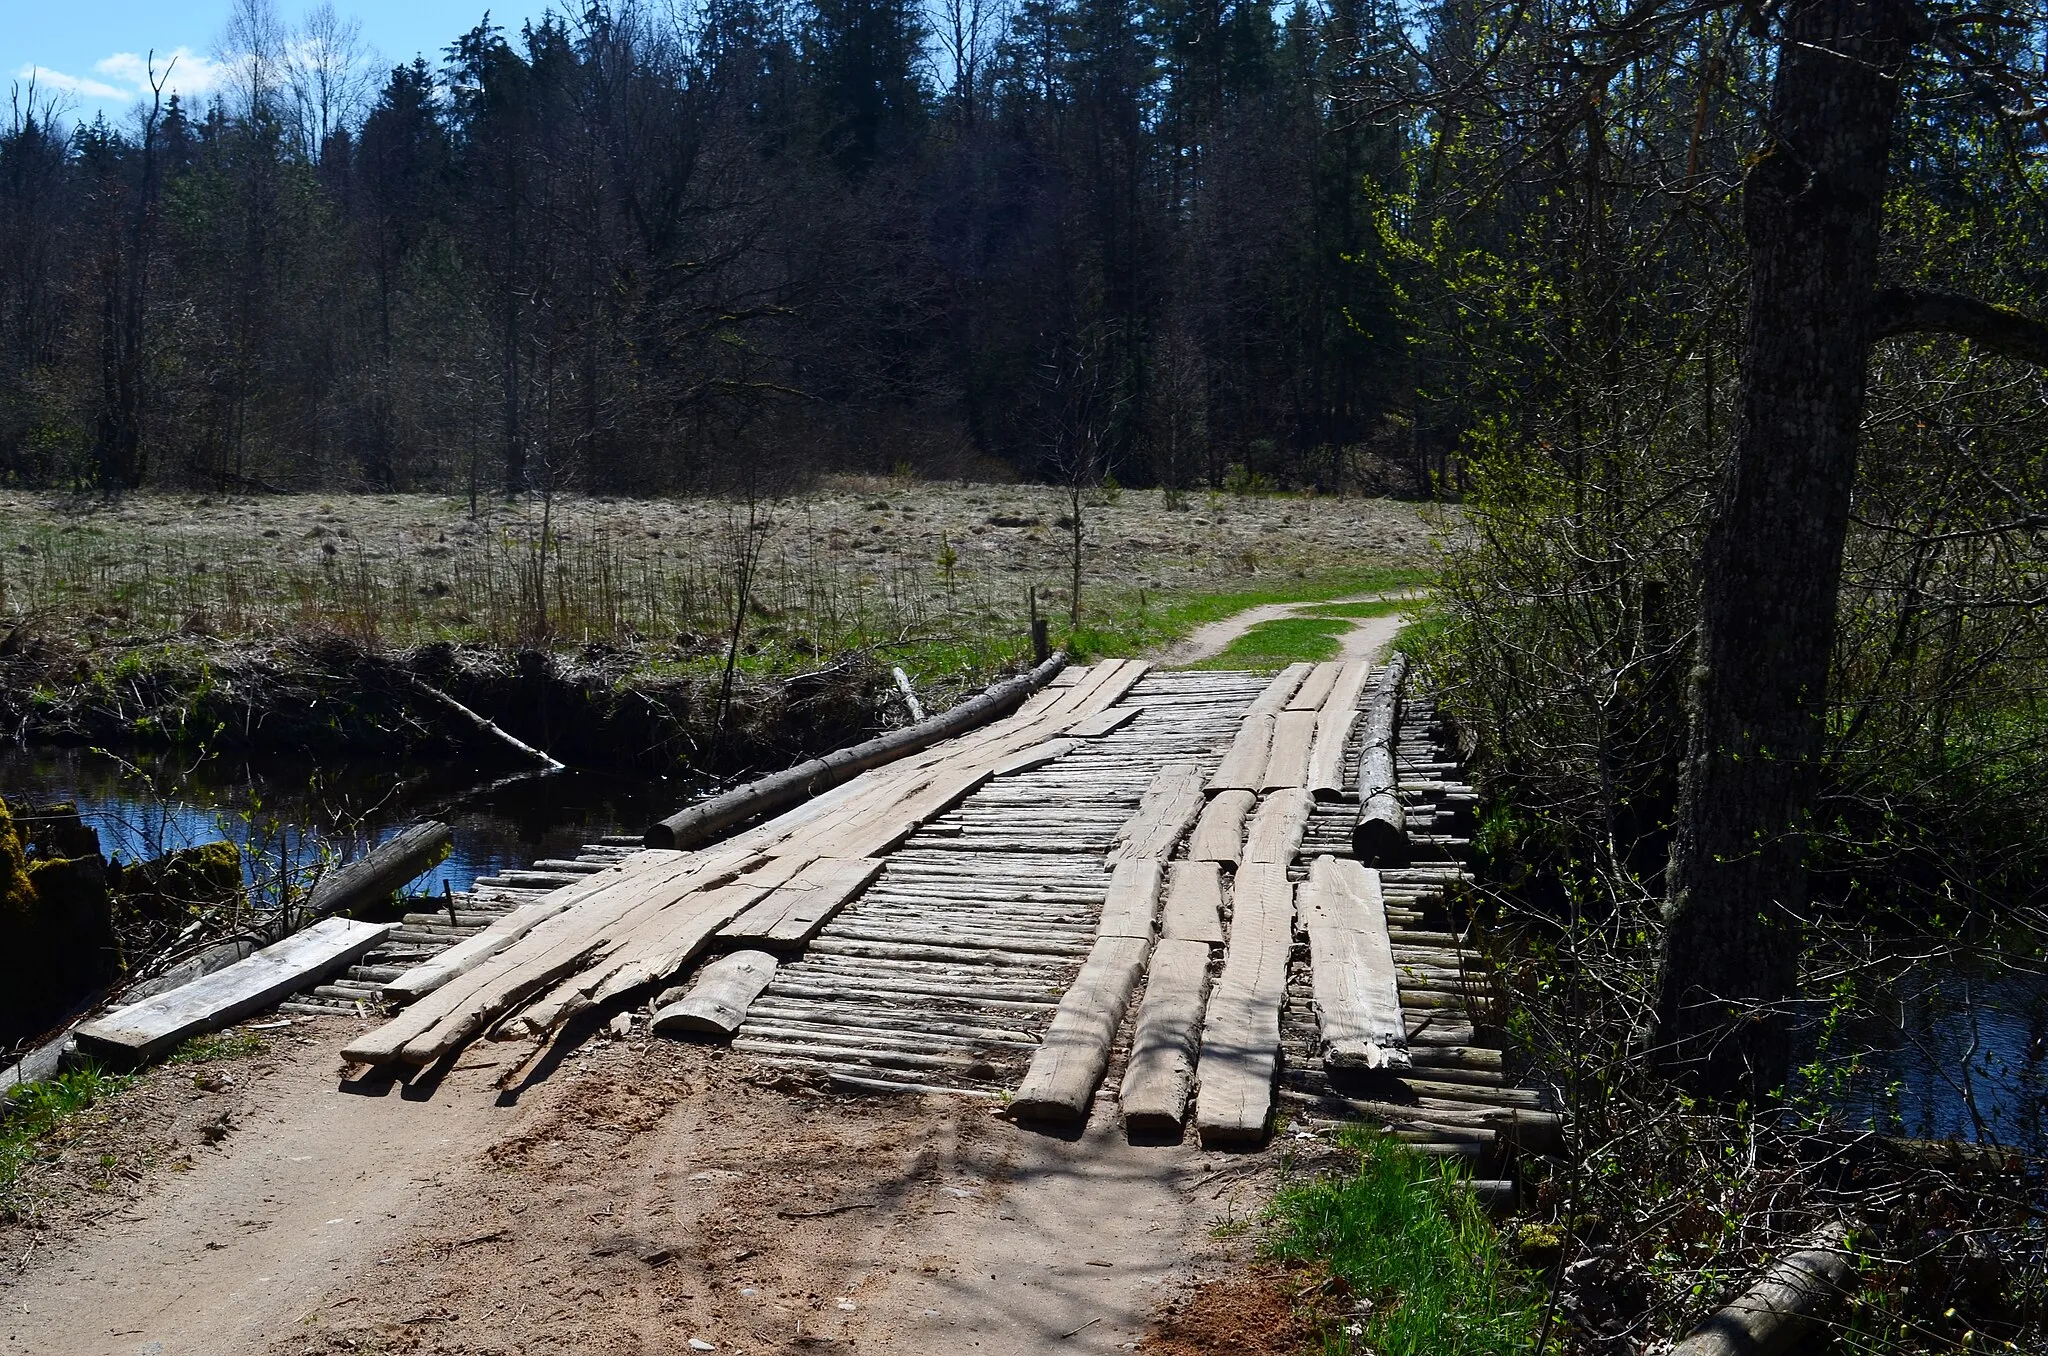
166, 1029, 267, 1065
0, 1064, 135, 1200
1265, 1127, 1544, 1356
1195, 617, 1353, 670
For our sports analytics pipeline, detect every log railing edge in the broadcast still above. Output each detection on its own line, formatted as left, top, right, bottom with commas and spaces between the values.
643, 651, 1070, 850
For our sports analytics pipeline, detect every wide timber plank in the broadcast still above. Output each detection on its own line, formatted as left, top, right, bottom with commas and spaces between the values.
1206, 713, 1273, 794
1286, 662, 1341, 712
720, 857, 887, 945
1119, 938, 1213, 1134
1008, 935, 1149, 1122
1246, 663, 1312, 716
1095, 860, 1165, 940
1300, 856, 1410, 1071
1066, 705, 1141, 739
1107, 761, 1205, 863
1159, 861, 1225, 944
1261, 711, 1318, 790
993, 738, 1079, 777
80, 918, 394, 1063
1193, 864, 1294, 1146
1187, 790, 1255, 865
1242, 788, 1314, 865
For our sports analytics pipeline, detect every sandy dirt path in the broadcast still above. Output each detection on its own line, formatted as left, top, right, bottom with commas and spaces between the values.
1157, 593, 1421, 668
3, 1024, 1274, 1356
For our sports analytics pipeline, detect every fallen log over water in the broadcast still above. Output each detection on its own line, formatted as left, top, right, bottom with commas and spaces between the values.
646, 652, 1068, 849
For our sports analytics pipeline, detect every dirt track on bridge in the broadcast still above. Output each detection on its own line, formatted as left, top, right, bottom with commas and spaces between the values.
2, 1020, 1286, 1356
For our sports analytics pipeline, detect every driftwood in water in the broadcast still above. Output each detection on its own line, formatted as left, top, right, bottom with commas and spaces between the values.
1352, 651, 1410, 865
403, 674, 564, 770
645, 652, 1068, 849
1670, 1223, 1856, 1356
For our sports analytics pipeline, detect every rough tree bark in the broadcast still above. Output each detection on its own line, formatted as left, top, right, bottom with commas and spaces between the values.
1655, 0, 1911, 1098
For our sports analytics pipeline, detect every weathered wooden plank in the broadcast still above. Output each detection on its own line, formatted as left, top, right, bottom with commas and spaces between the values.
1299, 855, 1410, 1072
1285, 662, 1341, 712
1307, 660, 1372, 799
1159, 861, 1225, 944
993, 738, 1079, 777
1008, 935, 1150, 1122
652, 950, 779, 1037
1065, 705, 1141, 739
497, 881, 772, 1043
79, 918, 394, 1063
1096, 859, 1165, 939
1107, 761, 1205, 863
1186, 789, 1255, 865
1260, 711, 1318, 791
1242, 787, 1313, 864
1246, 663, 1312, 716
381, 898, 575, 1004
1193, 864, 1294, 1147
1205, 713, 1274, 794
720, 857, 886, 944
1118, 937, 1213, 1134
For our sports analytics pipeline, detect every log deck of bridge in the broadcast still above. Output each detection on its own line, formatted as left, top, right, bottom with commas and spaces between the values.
283, 657, 1545, 1179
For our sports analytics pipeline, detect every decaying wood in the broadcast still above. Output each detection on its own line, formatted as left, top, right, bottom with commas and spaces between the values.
1670, 1224, 1856, 1356
304, 821, 453, 919
1260, 711, 1318, 790
1107, 761, 1204, 863
652, 950, 779, 1036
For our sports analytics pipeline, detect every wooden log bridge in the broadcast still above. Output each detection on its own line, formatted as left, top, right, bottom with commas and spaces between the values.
271, 649, 1543, 1186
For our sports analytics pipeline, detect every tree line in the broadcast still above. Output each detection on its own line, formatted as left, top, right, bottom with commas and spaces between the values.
0, 0, 1426, 498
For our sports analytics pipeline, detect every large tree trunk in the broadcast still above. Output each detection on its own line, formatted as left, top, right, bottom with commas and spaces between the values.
1655, 0, 1910, 1098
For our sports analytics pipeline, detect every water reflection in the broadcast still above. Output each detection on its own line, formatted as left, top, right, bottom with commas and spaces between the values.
0, 744, 686, 900
1799, 942, 2048, 1155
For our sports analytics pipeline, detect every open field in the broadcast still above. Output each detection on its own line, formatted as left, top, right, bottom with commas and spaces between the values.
0, 480, 1438, 667
0, 483, 1440, 760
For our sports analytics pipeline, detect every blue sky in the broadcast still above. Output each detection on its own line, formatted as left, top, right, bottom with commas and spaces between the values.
5, 1, 562, 129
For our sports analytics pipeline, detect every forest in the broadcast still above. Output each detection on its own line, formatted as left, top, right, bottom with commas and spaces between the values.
0, 0, 1423, 498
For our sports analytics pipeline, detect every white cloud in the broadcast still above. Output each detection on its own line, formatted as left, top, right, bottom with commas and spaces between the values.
16, 65, 129, 101
14, 46, 227, 114
95, 48, 228, 100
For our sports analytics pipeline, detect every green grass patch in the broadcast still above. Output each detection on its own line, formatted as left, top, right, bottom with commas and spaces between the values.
1060, 565, 1434, 664
1, 1064, 136, 1200
1195, 617, 1352, 670
1266, 1127, 1543, 1356
166, 1028, 268, 1065
1297, 597, 1414, 620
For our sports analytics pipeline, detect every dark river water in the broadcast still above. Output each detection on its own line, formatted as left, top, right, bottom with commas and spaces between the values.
0, 743, 686, 901
4, 743, 2044, 1153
